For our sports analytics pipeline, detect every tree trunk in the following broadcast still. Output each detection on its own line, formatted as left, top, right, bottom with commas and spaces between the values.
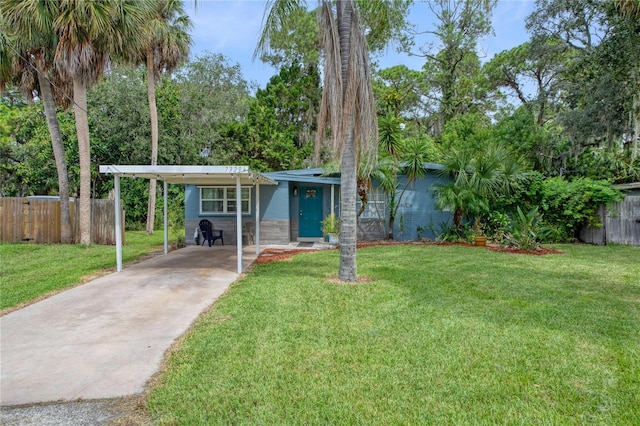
36, 67, 72, 243
337, 1, 357, 282
632, 66, 639, 160
453, 207, 463, 228
146, 52, 158, 235
339, 119, 358, 281
73, 78, 92, 246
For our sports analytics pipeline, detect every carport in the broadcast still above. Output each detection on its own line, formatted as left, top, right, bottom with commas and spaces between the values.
100, 165, 277, 273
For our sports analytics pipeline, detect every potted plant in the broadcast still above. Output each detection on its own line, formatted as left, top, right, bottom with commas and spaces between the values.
321, 213, 340, 244
467, 194, 489, 246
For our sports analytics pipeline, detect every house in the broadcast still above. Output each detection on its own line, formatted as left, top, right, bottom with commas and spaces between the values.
184, 164, 453, 245
100, 164, 453, 273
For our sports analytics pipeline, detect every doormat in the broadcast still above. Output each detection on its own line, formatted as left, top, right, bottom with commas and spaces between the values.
297, 242, 314, 247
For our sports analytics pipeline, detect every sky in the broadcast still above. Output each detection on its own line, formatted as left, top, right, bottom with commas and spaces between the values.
186, 0, 537, 89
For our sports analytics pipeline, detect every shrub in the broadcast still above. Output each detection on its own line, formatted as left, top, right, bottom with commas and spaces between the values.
491, 173, 624, 242
540, 177, 624, 240
502, 207, 550, 250
431, 221, 475, 243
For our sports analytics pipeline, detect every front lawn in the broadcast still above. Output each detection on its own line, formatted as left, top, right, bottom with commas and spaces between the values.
0, 231, 166, 311
148, 243, 640, 425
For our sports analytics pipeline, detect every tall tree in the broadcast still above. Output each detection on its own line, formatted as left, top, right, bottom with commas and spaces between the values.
174, 53, 253, 164
404, 0, 496, 134
258, 0, 408, 281
53, 0, 154, 245
256, 3, 320, 71
527, 0, 640, 163
127, 0, 192, 235
1, 0, 73, 243
484, 36, 571, 127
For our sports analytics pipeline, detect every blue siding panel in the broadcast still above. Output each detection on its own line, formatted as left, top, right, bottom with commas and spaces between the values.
261, 182, 290, 220
390, 171, 453, 241
185, 185, 199, 220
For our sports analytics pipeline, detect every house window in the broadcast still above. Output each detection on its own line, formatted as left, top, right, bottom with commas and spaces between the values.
358, 186, 386, 219
200, 187, 251, 214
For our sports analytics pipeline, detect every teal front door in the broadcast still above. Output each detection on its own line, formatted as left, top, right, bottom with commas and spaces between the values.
299, 186, 323, 238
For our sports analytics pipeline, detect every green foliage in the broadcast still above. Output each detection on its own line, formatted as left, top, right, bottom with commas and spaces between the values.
374, 113, 441, 239
569, 148, 640, 184
439, 112, 492, 152
0, 102, 79, 197
219, 62, 320, 171
540, 177, 625, 240
492, 172, 625, 242
174, 53, 253, 164
433, 144, 526, 231
373, 65, 426, 120
484, 210, 510, 243
257, 4, 320, 70
321, 213, 340, 236
502, 206, 550, 250
431, 220, 475, 243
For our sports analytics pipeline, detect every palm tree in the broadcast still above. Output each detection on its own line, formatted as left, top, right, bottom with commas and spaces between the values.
616, 0, 640, 17
1, 0, 73, 243
433, 145, 525, 231
259, 0, 381, 282
132, 0, 192, 235
53, 0, 154, 245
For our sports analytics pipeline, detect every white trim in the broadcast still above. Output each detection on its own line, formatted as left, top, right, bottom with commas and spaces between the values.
236, 175, 242, 274
255, 184, 260, 255
114, 175, 123, 272
99, 165, 276, 186
163, 181, 168, 255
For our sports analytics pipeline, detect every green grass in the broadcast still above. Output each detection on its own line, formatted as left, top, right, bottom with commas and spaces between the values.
148, 244, 640, 425
0, 231, 166, 311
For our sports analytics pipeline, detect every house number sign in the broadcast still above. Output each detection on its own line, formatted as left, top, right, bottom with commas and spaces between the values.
225, 166, 248, 173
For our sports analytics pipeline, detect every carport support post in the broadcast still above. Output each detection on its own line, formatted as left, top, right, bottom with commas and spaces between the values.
163, 180, 168, 254
255, 184, 260, 254
114, 175, 123, 272
236, 175, 242, 274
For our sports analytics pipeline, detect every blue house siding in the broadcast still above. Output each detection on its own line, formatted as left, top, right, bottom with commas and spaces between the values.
390, 171, 452, 240
184, 166, 453, 245
185, 183, 291, 245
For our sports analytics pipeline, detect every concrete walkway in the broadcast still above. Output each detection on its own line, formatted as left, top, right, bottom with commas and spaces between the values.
0, 245, 257, 407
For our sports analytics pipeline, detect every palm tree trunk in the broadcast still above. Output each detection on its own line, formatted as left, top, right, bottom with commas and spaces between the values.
146, 52, 158, 235
337, 0, 357, 282
36, 68, 72, 243
632, 66, 639, 160
73, 77, 92, 246
339, 118, 358, 281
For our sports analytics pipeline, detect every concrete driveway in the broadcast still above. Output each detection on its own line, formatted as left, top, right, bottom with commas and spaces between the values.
0, 245, 257, 407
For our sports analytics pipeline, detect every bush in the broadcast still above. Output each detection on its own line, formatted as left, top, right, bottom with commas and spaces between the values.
540, 177, 624, 240
491, 173, 624, 242
502, 207, 550, 250
431, 221, 475, 243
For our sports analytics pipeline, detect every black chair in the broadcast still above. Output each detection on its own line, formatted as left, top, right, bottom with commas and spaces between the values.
199, 219, 224, 247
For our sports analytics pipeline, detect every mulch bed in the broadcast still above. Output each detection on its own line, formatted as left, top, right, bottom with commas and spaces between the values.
254, 241, 562, 264
437, 241, 563, 255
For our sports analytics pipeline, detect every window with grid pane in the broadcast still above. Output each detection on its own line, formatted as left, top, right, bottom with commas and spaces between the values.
200, 187, 251, 214
357, 186, 386, 219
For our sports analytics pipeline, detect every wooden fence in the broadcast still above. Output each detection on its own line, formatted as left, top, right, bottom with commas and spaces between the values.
580, 195, 640, 246
0, 197, 124, 244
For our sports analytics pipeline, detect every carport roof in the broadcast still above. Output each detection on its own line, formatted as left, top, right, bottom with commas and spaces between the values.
99, 165, 277, 186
